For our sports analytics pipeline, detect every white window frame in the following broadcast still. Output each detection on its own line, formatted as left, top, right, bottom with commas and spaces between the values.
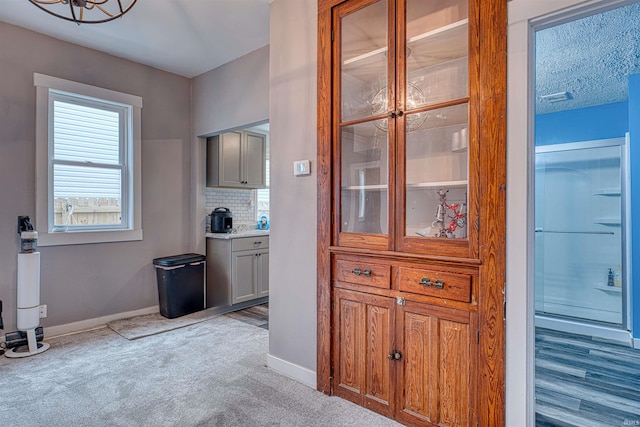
35, 73, 143, 246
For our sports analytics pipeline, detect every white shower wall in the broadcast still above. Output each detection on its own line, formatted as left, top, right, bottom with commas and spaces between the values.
535, 139, 625, 325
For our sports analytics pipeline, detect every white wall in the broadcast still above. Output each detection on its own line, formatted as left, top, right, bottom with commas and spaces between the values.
506, 1, 625, 425
0, 22, 192, 332
267, 0, 318, 383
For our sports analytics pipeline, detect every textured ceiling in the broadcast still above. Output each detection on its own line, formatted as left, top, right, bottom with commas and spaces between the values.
536, 1, 640, 114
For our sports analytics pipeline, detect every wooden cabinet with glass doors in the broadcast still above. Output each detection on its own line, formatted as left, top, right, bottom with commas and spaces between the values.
318, 0, 506, 425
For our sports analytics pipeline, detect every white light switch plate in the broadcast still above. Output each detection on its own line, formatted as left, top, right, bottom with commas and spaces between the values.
293, 160, 311, 176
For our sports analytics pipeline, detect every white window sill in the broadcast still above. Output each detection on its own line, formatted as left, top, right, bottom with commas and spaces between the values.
38, 229, 143, 247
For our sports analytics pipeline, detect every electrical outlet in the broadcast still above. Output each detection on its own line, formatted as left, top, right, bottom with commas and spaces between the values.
39, 304, 47, 318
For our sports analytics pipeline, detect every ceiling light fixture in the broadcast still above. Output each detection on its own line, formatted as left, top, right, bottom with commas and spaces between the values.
540, 91, 573, 103
28, 0, 137, 25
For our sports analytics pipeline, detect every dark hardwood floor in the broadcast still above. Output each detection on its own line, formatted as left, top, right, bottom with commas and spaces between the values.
536, 327, 640, 426
224, 303, 268, 330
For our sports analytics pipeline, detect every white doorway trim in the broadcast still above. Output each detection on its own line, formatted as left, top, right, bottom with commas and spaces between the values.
506, 1, 635, 425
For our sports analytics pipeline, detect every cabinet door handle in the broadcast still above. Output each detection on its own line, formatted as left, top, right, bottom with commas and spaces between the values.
352, 268, 362, 276
387, 350, 402, 361
419, 277, 445, 289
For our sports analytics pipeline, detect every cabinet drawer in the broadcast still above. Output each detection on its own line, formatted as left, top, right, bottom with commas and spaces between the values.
334, 259, 390, 289
232, 236, 269, 251
398, 267, 471, 302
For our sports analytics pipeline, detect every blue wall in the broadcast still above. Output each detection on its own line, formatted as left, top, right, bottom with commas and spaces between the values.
536, 101, 628, 146
629, 74, 640, 340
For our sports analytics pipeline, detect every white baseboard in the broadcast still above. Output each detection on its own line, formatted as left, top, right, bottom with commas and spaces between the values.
267, 353, 317, 389
634, 337, 640, 349
43, 305, 159, 339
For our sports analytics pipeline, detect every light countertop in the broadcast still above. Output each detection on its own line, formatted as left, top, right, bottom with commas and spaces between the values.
206, 229, 270, 240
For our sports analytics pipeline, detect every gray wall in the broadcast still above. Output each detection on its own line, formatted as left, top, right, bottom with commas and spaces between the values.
190, 47, 269, 254
0, 22, 192, 331
192, 45, 269, 138
269, 0, 318, 372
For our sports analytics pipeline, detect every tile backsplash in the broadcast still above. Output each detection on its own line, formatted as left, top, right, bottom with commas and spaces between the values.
205, 188, 256, 230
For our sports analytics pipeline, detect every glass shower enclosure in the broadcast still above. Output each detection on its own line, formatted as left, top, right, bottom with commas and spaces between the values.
535, 138, 628, 327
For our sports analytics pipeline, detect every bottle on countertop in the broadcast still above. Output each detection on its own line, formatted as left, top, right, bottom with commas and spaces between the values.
607, 268, 614, 287
614, 264, 622, 287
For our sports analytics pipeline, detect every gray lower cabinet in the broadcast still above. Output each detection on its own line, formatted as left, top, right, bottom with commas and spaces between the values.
206, 235, 269, 310
231, 247, 269, 304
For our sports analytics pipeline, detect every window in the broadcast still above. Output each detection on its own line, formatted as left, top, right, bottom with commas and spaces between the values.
35, 74, 142, 246
256, 138, 270, 221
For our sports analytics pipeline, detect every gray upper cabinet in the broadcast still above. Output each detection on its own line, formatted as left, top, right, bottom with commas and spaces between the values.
207, 130, 266, 189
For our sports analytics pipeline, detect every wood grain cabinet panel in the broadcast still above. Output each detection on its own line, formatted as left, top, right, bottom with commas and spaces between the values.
317, 0, 506, 424
333, 288, 395, 417
333, 289, 477, 425
396, 302, 477, 427
334, 257, 391, 289
398, 267, 472, 303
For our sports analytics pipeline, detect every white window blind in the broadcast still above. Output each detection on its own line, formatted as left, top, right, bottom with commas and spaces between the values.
52, 98, 123, 200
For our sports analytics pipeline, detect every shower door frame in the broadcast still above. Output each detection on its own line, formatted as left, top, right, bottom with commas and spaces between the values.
534, 137, 630, 334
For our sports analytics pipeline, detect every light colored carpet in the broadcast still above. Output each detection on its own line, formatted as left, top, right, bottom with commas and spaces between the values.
0, 315, 400, 427
107, 308, 220, 340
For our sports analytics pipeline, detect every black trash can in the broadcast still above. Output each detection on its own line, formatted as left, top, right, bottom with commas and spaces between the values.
152, 253, 206, 319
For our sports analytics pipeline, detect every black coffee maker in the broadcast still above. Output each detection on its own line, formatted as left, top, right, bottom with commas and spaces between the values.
210, 207, 233, 233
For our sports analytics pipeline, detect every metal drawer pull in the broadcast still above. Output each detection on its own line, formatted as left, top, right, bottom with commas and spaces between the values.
351, 268, 372, 277
419, 277, 445, 289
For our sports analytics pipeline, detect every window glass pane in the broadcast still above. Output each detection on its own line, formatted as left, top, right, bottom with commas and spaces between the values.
341, 121, 388, 235
53, 164, 122, 226
406, 0, 468, 109
53, 100, 121, 164
256, 141, 269, 220
341, 0, 388, 122
405, 103, 468, 239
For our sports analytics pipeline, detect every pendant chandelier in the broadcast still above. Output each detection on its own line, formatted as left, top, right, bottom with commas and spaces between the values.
28, 0, 138, 24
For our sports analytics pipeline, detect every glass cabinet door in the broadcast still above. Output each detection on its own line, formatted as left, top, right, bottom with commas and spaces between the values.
337, 0, 392, 250
334, 0, 473, 256
398, 0, 471, 256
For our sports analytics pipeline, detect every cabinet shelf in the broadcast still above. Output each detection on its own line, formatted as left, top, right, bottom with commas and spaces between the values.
593, 218, 621, 226
407, 180, 467, 189
595, 285, 622, 295
342, 180, 467, 191
593, 188, 621, 196
343, 19, 468, 67
342, 184, 388, 191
